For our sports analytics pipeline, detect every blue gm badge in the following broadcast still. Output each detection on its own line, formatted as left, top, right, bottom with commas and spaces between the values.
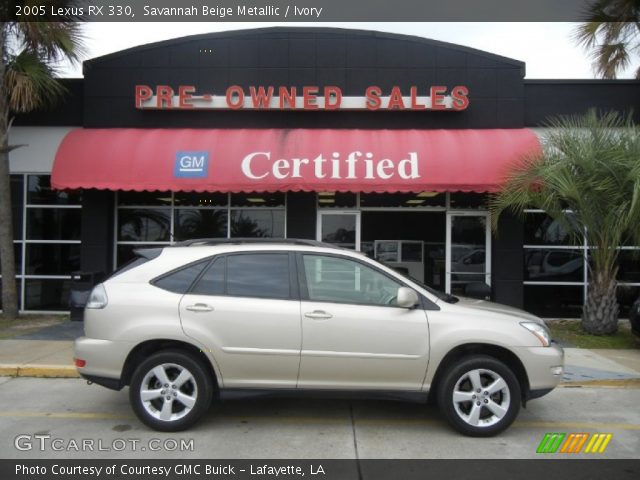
174, 151, 209, 178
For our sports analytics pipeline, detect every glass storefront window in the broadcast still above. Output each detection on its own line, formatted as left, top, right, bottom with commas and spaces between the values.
174, 192, 228, 207
616, 250, 640, 284
24, 278, 72, 311
8, 174, 84, 311
524, 212, 580, 246
524, 248, 585, 282
360, 192, 445, 208
317, 192, 358, 208
174, 209, 228, 240
230, 210, 285, 237
231, 192, 285, 207
118, 209, 171, 242
25, 244, 81, 276
27, 175, 81, 205
11, 175, 23, 240
118, 191, 172, 206
618, 285, 640, 318
449, 193, 487, 209
524, 285, 585, 318
26, 208, 82, 240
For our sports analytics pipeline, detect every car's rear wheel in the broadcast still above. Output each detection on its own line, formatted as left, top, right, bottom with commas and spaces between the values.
129, 350, 213, 431
437, 355, 521, 437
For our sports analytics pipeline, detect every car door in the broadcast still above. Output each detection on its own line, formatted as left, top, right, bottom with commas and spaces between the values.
297, 252, 430, 390
179, 252, 302, 388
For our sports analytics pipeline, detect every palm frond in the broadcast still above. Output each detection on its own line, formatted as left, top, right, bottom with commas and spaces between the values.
573, 0, 640, 78
16, 21, 85, 64
4, 50, 66, 112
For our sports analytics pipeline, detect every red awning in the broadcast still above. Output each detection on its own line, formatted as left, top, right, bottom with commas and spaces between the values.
52, 128, 540, 193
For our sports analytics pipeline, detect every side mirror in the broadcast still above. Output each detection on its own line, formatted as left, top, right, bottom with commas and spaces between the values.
397, 287, 419, 308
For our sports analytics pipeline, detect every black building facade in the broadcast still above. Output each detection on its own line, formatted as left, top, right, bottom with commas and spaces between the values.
7, 27, 640, 316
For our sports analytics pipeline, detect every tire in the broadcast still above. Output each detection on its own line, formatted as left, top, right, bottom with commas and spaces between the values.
437, 355, 521, 437
129, 350, 214, 432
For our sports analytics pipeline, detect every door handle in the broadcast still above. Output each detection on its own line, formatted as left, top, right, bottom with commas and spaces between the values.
304, 310, 333, 320
185, 303, 214, 312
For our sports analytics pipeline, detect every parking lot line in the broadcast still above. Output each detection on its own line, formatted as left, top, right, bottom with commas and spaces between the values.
0, 411, 639, 431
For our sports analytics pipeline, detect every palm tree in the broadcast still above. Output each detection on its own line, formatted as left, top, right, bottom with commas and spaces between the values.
0, 10, 84, 319
490, 110, 640, 335
574, 0, 640, 78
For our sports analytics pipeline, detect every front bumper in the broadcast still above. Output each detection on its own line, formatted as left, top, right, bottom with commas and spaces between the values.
514, 342, 565, 396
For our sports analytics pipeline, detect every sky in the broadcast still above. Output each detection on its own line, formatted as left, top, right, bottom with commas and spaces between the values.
59, 22, 637, 79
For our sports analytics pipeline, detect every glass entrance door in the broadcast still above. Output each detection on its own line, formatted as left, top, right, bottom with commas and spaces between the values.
446, 212, 491, 295
317, 211, 361, 250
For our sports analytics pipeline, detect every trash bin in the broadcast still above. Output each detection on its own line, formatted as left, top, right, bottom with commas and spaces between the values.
69, 271, 104, 322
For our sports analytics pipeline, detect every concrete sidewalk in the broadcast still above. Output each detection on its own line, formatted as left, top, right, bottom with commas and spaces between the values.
0, 328, 638, 386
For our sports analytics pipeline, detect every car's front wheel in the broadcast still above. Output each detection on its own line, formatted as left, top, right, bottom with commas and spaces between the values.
129, 350, 214, 431
437, 355, 521, 437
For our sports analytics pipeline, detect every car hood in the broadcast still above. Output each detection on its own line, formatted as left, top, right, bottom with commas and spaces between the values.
448, 296, 545, 325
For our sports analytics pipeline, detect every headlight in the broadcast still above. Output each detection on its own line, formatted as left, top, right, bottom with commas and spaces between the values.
86, 284, 108, 309
521, 322, 551, 347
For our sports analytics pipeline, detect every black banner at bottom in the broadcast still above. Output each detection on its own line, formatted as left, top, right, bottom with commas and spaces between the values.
3, 459, 639, 480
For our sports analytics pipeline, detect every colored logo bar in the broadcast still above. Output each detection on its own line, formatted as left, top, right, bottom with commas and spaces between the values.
537, 433, 612, 454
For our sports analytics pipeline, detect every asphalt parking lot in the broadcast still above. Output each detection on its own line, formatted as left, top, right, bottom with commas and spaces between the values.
0, 377, 638, 460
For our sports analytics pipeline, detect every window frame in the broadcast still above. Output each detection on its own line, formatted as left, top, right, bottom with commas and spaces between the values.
175, 251, 300, 301
296, 251, 416, 309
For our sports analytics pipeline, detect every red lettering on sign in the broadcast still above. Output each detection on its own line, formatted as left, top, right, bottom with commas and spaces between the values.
250, 86, 274, 109
156, 86, 174, 109
135, 85, 153, 109
410, 86, 426, 110
279, 86, 296, 109
226, 85, 245, 109
178, 86, 195, 109
303, 86, 319, 109
430, 86, 447, 110
324, 86, 342, 110
387, 87, 405, 110
365, 86, 382, 110
451, 85, 470, 111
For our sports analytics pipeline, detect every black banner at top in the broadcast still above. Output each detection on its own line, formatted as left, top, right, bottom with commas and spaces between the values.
4, 0, 637, 22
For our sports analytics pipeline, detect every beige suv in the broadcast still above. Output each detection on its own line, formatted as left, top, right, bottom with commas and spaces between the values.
74, 239, 564, 436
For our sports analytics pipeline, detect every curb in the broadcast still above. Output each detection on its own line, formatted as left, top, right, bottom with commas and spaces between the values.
560, 378, 640, 388
0, 364, 79, 378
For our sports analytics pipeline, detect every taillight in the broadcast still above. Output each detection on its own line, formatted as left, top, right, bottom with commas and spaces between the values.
74, 358, 86, 368
85, 284, 108, 309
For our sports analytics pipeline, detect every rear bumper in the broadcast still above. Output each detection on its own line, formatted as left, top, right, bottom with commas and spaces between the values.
74, 336, 129, 385
80, 373, 123, 390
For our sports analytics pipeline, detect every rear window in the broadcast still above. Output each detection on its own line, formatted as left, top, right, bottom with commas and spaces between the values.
153, 260, 209, 294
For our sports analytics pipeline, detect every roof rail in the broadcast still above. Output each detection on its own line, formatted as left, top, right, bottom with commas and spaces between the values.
173, 238, 341, 249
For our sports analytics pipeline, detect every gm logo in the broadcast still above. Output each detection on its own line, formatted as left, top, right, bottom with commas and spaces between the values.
174, 151, 209, 178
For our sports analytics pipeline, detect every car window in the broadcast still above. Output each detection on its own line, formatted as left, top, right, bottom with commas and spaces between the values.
227, 253, 290, 299
154, 260, 209, 294
191, 257, 225, 296
302, 254, 402, 306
